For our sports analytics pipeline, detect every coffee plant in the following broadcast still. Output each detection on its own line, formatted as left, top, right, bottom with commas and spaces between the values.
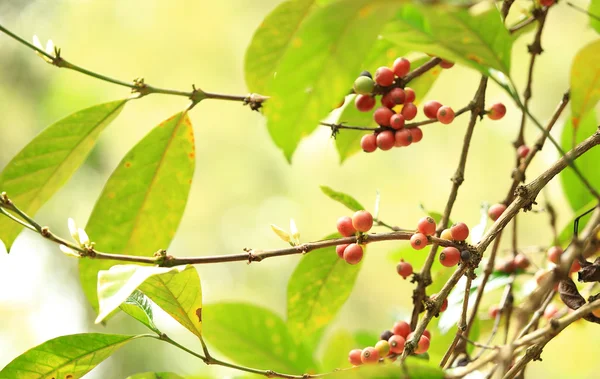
1, 0, 600, 378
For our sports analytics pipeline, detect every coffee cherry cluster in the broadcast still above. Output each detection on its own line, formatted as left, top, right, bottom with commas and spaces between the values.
352, 57, 456, 153
350, 59, 507, 154
436, 222, 474, 267
409, 216, 437, 251
335, 210, 373, 265
347, 320, 435, 366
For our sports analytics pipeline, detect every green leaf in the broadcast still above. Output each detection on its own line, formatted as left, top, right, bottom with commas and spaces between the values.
0, 100, 127, 251
139, 265, 203, 338
320, 330, 357, 371
353, 330, 379, 348
570, 40, 600, 128
0, 333, 145, 379
263, 0, 403, 161
589, 0, 600, 34
333, 56, 442, 162
97, 265, 203, 338
559, 110, 600, 211
245, 0, 322, 94
381, 5, 513, 77
320, 186, 364, 212
126, 373, 185, 379
326, 359, 444, 378
79, 111, 195, 313
287, 233, 362, 347
202, 302, 315, 373
120, 290, 159, 333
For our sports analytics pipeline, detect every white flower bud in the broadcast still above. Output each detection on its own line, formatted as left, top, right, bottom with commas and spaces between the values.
60, 244, 80, 258
68, 218, 80, 244
78, 228, 90, 246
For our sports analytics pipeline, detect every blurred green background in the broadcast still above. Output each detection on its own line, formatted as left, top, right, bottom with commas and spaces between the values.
0, 0, 599, 378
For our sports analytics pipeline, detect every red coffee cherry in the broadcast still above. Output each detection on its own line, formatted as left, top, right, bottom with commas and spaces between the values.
394, 129, 412, 147
517, 145, 530, 159
514, 253, 530, 269
374, 340, 391, 357
373, 107, 395, 126
352, 210, 373, 232
404, 87, 416, 103
410, 233, 428, 250
409, 127, 423, 143
381, 93, 396, 109
393, 57, 411, 77
355, 94, 376, 112
423, 100, 443, 119
539, 0, 555, 6
377, 130, 395, 151
547, 246, 563, 264
570, 260, 581, 274
488, 203, 507, 221
360, 134, 377, 153
389, 88, 406, 105
496, 258, 516, 274
431, 294, 448, 312
390, 114, 405, 130
388, 335, 406, 354
407, 333, 430, 354
401, 103, 418, 121
344, 243, 364, 265
439, 247, 460, 267
348, 349, 363, 366
360, 347, 380, 364
374, 67, 395, 86
422, 330, 431, 340
396, 260, 413, 279
336, 244, 349, 258
392, 321, 411, 338
489, 305, 500, 319
439, 59, 455, 69
450, 222, 469, 241
440, 228, 453, 240
543, 303, 559, 319
487, 103, 506, 120
417, 216, 437, 236
437, 106, 455, 124
337, 216, 356, 237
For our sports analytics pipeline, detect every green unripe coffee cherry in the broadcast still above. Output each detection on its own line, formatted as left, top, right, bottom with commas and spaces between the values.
353, 76, 375, 95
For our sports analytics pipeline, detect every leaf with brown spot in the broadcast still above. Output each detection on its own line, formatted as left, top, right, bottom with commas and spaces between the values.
80, 111, 195, 314
97, 265, 203, 338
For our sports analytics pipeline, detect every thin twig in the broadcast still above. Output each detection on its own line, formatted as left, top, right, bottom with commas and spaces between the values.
465, 91, 570, 335
409, 76, 488, 330
0, 195, 466, 266
0, 23, 268, 108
